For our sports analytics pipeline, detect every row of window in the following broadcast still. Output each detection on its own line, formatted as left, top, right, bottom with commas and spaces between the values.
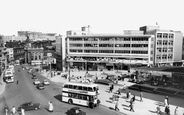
70, 44, 148, 48
157, 33, 174, 38
157, 48, 173, 53
69, 37, 149, 41
69, 50, 148, 54
157, 55, 173, 59
157, 40, 173, 45
63, 84, 97, 91
68, 93, 96, 101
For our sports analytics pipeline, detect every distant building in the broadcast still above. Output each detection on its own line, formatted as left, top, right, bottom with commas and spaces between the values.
66, 26, 90, 36
18, 31, 56, 41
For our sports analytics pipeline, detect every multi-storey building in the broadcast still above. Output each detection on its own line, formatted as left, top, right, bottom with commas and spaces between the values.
140, 26, 183, 66
0, 35, 8, 71
65, 33, 154, 71
55, 35, 67, 71
64, 26, 183, 71
6, 48, 14, 63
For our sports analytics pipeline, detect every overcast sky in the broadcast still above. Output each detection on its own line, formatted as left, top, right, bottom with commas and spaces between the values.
0, 0, 183, 36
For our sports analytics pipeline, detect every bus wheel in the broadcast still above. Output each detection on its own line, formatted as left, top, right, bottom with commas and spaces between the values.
68, 99, 73, 104
90, 103, 94, 109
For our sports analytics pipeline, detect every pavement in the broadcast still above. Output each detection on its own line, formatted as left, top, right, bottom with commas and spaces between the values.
36, 69, 184, 115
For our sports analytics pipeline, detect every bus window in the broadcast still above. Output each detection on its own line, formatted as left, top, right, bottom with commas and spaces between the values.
78, 95, 82, 99
87, 87, 93, 91
78, 86, 82, 90
73, 85, 78, 89
68, 93, 72, 97
93, 87, 96, 91
69, 85, 73, 89
82, 95, 88, 100
83, 86, 87, 91
64, 84, 68, 88
72, 94, 78, 98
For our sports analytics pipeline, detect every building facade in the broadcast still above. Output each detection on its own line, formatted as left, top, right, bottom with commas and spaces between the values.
0, 35, 8, 72
6, 48, 14, 63
24, 47, 44, 65
55, 35, 67, 71
65, 34, 154, 71
140, 26, 183, 66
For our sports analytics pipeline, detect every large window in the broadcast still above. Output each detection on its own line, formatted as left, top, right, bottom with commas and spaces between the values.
157, 33, 162, 38
163, 33, 168, 38
70, 44, 83, 47
84, 50, 98, 53
131, 51, 148, 54
169, 34, 174, 38
115, 50, 130, 53
99, 50, 113, 53
69, 49, 83, 53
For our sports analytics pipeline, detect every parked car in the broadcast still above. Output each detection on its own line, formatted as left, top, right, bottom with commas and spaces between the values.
32, 75, 36, 79
17, 102, 40, 111
65, 107, 87, 115
94, 79, 113, 85
37, 83, 45, 90
33, 79, 41, 85
43, 79, 49, 85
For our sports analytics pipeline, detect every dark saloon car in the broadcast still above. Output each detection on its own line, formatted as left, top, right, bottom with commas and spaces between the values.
65, 107, 87, 115
94, 79, 113, 85
37, 83, 45, 90
17, 102, 40, 111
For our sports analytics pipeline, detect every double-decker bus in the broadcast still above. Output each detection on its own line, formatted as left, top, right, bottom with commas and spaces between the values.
62, 82, 100, 108
4, 69, 14, 83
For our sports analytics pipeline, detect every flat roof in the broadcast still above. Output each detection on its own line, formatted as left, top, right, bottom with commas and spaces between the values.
67, 34, 152, 38
63, 82, 98, 87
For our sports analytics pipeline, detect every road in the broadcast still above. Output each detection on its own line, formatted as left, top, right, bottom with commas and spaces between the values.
0, 65, 123, 115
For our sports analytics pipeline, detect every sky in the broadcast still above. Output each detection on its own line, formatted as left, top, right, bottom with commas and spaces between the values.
0, 0, 184, 36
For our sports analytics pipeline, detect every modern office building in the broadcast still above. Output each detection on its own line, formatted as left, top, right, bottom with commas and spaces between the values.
65, 33, 154, 71
64, 26, 183, 71
140, 26, 183, 66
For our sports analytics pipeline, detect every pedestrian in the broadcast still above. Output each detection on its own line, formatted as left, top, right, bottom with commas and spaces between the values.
164, 96, 169, 107
126, 91, 129, 99
115, 99, 119, 111
156, 105, 161, 115
140, 91, 143, 102
11, 106, 16, 115
165, 105, 170, 115
129, 100, 134, 112
5, 106, 9, 115
48, 101, 53, 112
111, 84, 114, 90
109, 85, 112, 93
174, 106, 178, 115
17, 80, 19, 84
21, 108, 25, 115
131, 95, 135, 103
